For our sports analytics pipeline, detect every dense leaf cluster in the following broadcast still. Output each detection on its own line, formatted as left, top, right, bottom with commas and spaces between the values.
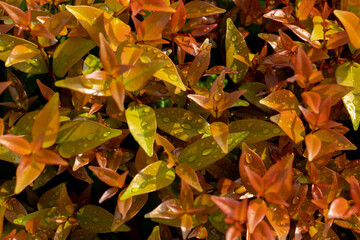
1, 0, 360, 239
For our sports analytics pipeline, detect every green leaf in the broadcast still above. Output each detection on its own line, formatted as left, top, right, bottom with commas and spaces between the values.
0, 34, 48, 74
139, 45, 186, 91
185, 1, 226, 19
239, 82, 272, 113
12, 111, 38, 136
32, 166, 57, 190
226, 18, 249, 83
335, 62, 360, 130
209, 211, 229, 234
0, 145, 21, 164
120, 161, 175, 200
53, 38, 96, 78
155, 108, 211, 141
13, 207, 63, 230
56, 120, 122, 158
126, 104, 156, 157
83, 54, 103, 74
229, 119, 285, 144
76, 205, 130, 233
122, 61, 169, 92
179, 132, 249, 170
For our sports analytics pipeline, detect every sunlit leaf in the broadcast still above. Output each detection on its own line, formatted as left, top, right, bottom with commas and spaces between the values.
155, 108, 210, 141
297, 0, 315, 20
12, 111, 38, 136
226, 18, 249, 83
229, 119, 284, 144
76, 205, 130, 233
0, 34, 48, 74
13, 207, 63, 230
53, 38, 96, 78
54, 221, 72, 240
334, 10, 360, 49
126, 104, 156, 157
0, 135, 30, 156
139, 45, 186, 91
314, 128, 356, 151
170, 0, 186, 33
336, 62, 360, 130
89, 166, 127, 188
185, 1, 226, 19
120, 161, 175, 200
239, 82, 272, 113
210, 122, 229, 153
270, 111, 305, 144
147, 225, 161, 240
187, 44, 211, 86
32, 93, 59, 148
5, 44, 39, 67
259, 89, 300, 115
57, 120, 122, 158
179, 132, 248, 171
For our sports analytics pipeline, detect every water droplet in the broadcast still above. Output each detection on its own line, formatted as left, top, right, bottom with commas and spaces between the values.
273, 128, 281, 134
228, 24, 233, 30
188, 155, 197, 163
166, 64, 171, 68
181, 123, 192, 130
213, 92, 223, 102
83, 143, 88, 147
87, 134, 95, 140
162, 117, 170, 123
263, 129, 270, 134
29, 58, 40, 66
115, 218, 122, 224
231, 36, 237, 42
143, 108, 150, 113
82, 79, 94, 89
202, 148, 212, 156
92, 217, 99, 222
156, 54, 162, 59
131, 187, 139, 193
103, 131, 111, 137
245, 156, 252, 163
292, 196, 299, 204
6, 204, 13, 211
169, 74, 178, 81
141, 122, 147, 127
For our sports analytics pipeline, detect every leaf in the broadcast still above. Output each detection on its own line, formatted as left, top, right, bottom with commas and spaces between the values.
179, 132, 249, 171
334, 10, 360, 49
0, 205, 5, 237
147, 225, 161, 240
176, 163, 203, 192
32, 93, 59, 148
13, 207, 63, 230
89, 166, 127, 188
66, 5, 130, 48
76, 205, 130, 233
0, 2, 27, 27
247, 198, 267, 233
170, 0, 186, 33
239, 142, 267, 194
259, 90, 300, 115
56, 120, 122, 158
185, 1, 226, 19
328, 197, 351, 219
0, 144, 21, 164
12, 111, 38, 135
122, 61, 169, 91
210, 122, 229, 153
239, 82, 272, 113
305, 134, 321, 161
270, 111, 305, 144
187, 45, 211, 86
120, 161, 175, 200
314, 128, 356, 151
0, 34, 48, 74
5, 44, 39, 67
245, 167, 264, 195
54, 221, 72, 240
297, 0, 315, 20
155, 108, 210, 141
336, 62, 360, 130
226, 18, 249, 83
209, 211, 229, 234
126, 104, 156, 157
53, 37, 96, 78
0, 135, 31, 156
266, 204, 290, 240
137, 12, 172, 41
229, 119, 284, 144
55, 70, 110, 96
139, 45, 186, 91
15, 158, 45, 194
32, 166, 57, 190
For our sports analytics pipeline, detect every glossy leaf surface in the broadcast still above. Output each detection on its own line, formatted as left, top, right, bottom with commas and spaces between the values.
121, 161, 175, 200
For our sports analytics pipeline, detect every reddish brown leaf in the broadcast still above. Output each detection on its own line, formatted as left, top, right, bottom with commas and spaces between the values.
0, 2, 28, 28
328, 197, 351, 219
247, 199, 267, 233
170, 0, 186, 33
0, 135, 31, 156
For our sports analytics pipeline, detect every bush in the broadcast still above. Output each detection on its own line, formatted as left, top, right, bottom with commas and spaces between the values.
1, 0, 360, 239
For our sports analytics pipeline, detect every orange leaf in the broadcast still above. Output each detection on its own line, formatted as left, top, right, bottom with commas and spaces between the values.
301, 91, 321, 113
25, 216, 42, 234
175, 163, 203, 192
0, 135, 31, 156
180, 180, 193, 211
260, 89, 300, 115
31, 23, 56, 40
210, 122, 229, 153
0, 2, 28, 28
305, 134, 321, 161
36, 79, 54, 101
334, 10, 360, 49
247, 198, 267, 233
250, 220, 275, 240
34, 149, 68, 166
180, 213, 193, 239
137, 12, 172, 41
270, 111, 305, 144
328, 197, 351, 219
266, 205, 290, 240
5, 44, 39, 67
170, 0, 186, 33
245, 167, 264, 196
15, 159, 45, 194
99, 187, 119, 203
350, 176, 360, 204
89, 166, 128, 188
187, 46, 211, 86
297, 0, 315, 20
0, 81, 11, 95
99, 33, 117, 73
110, 80, 126, 112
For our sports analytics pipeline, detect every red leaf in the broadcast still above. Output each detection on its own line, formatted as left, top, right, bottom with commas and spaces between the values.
247, 199, 267, 233
170, 0, 186, 33
350, 176, 360, 204
245, 167, 264, 196
328, 197, 351, 219
0, 2, 28, 28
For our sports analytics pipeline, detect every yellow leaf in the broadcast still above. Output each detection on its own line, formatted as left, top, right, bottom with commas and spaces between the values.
334, 10, 360, 49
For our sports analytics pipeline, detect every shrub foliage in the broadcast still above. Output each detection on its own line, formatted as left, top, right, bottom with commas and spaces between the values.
1, 0, 360, 239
